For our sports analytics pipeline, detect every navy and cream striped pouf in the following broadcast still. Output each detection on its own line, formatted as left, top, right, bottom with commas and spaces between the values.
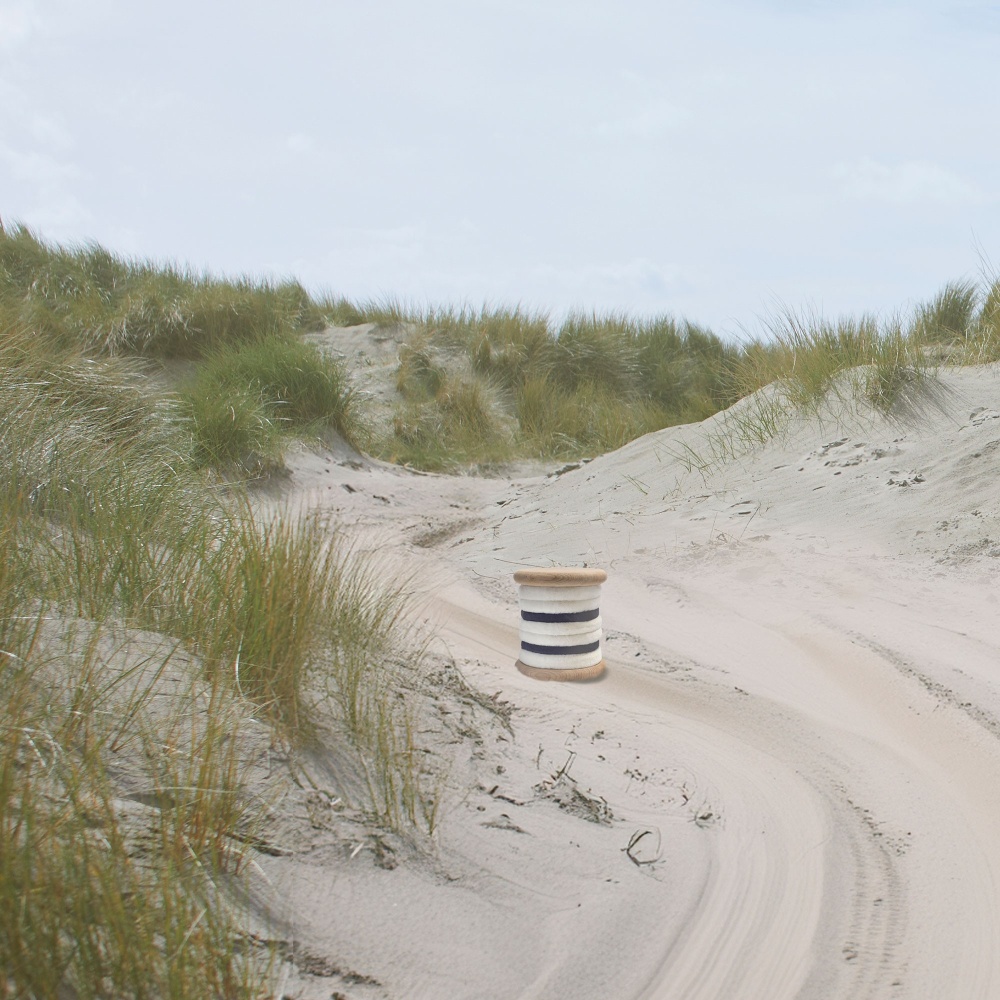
514, 567, 607, 681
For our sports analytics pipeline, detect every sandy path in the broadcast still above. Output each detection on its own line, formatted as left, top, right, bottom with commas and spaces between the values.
276, 365, 1000, 998
429, 544, 1000, 999
432, 580, 846, 998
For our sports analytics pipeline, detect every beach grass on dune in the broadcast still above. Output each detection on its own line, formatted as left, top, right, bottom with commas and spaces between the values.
0, 637, 271, 999
180, 335, 359, 473
349, 277, 1000, 470
0, 222, 362, 478
11, 221, 1000, 475
0, 223, 326, 358
0, 284, 434, 994
388, 367, 514, 470
732, 310, 931, 413
0, 320, 421, 746
376, 305, 748, 468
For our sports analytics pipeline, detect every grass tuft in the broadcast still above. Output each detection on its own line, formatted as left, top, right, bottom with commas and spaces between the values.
180, 336, 359, 475
516, 376, 666, 457
911, 279, 979, 351
731, 309, 929, 415
387, 372, 512, 471
396, 342, 446, 399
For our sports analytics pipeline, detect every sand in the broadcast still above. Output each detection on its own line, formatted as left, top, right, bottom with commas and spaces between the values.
250, 354, 1000, 999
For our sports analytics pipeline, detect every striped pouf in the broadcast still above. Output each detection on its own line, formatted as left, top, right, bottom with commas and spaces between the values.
514, 567, 607, 681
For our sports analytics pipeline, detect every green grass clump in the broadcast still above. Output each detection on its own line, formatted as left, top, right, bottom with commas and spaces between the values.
636, 319, 744, 420
184, 384, 282, 475
180, 336, 358, 474
731, 310, 930, 415
351, 295, 416, 330
672, 309, 944, 473
434, 306, 555, 390
911, 279, 979, 350
314, 294, 369, 327
516, 376, 667, 457
862, 325, 928, 411
183, 510, 377, 733
189, 337, 355, 428
396, 342, 447, 399
550, 312, 641, 394
954, 277, 1000, 364
387, 373, 512, 471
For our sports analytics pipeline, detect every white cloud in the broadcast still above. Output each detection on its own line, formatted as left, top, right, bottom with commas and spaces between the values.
0, 144, 77, 183
285, 132, 315, 155
597, 101, 691, 141
832, 157, 989, 206
29, 113, 73, 149
313, 226, 426, 279
0, 1, 40, 50
533, 257, 694, 301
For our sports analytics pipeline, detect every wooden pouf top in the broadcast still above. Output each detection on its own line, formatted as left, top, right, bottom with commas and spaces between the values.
513, 567, 607, 587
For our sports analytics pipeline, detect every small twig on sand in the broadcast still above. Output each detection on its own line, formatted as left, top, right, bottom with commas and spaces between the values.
624, 828, 660, 867
738, 503, 761, 541
554, 751, 576, 781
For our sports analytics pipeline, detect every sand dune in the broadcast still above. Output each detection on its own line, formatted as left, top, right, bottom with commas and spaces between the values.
270, 365, 1000, 999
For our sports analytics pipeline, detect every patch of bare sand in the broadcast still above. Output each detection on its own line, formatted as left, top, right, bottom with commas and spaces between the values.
242, 364, 1000, 999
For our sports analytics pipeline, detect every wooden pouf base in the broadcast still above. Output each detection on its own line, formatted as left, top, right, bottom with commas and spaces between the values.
515, 659, 606, 682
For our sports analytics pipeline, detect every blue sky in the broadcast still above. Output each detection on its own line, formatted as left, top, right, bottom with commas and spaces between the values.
2, 1, 999, 337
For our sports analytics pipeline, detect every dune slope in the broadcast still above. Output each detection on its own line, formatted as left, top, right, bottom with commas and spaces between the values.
271, 364, 1000, 999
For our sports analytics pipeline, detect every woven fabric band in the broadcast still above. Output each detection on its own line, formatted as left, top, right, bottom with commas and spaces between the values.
520, 639, 601, 656
521, 608, 599, 624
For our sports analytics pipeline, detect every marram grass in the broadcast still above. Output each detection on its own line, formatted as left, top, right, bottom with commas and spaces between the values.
11, 221, 1000, 474
0, 295, 434, 996
0, 632, 270, 999
181, 335, 359, 474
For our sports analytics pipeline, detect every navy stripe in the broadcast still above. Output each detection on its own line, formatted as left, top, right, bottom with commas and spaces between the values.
521, 608, 599, 624
520, 639, 601, 656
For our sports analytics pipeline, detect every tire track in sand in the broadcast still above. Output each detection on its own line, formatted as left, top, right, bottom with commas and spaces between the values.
431, 574, 1000, 999
429, 589, 880, 998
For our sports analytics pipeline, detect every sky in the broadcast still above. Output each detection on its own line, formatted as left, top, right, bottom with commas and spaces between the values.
2, 0, 999, 339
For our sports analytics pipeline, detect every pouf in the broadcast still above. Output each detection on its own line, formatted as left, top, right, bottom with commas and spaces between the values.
514, 567, 607, 681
